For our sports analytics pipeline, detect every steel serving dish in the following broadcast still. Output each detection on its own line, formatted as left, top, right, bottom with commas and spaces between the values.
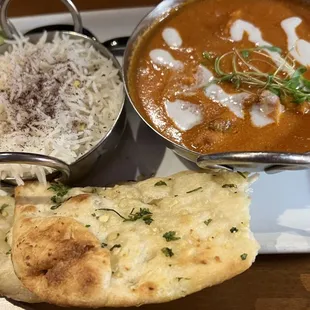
122, 0, 310, 173
0, 0, 127, 184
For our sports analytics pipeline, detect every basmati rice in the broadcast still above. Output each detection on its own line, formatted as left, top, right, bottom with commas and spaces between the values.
0, 32, 123, 185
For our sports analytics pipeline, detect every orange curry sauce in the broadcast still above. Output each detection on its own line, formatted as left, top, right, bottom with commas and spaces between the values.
128, 0, 310, 153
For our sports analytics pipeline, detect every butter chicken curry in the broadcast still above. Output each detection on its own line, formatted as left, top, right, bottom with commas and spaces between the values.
128, 0, 310, 154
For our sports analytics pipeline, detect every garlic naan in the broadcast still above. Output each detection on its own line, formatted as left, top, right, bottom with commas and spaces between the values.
10, 171, 259, 307
0, 189, 40, 303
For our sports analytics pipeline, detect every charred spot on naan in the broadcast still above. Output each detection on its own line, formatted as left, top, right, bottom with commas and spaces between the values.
136, 281, 158, 295
0, 194, 41, 303
19, 205, 37, 214
68, 194, 91, 203
12, 216, 112, 306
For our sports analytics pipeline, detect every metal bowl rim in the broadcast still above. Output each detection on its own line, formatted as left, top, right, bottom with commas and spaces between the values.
0, 30, 126, 167
122, 0, 310, 164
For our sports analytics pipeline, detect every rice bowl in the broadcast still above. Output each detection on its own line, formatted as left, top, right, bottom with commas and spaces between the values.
0, 31, 125, 184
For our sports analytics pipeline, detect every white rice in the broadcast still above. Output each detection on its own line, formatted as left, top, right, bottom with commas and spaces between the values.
0, 32, 123, 185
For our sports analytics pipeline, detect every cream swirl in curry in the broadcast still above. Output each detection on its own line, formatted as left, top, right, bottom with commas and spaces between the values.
129, 0, 310, 154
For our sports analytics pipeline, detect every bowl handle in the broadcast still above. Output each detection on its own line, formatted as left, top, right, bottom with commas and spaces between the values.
102, 37, 129, 55
0, 0, 83, 39
197, 152, 310, 173
0, 152, 70, 183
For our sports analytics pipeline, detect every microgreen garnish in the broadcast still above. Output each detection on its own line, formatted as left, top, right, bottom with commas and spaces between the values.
48, 183, 70, 196
237, 171, 247, 179
240, 253, 248, 260
85, 224, 91, 228
202, 51, 214, 60
143, 217, 153, 225
0, 204, 8, 214
203, 45, 310, 103
241, 50, 250, 59
186, 187, 202, 194
96, 208, 153, 225
125, 208, 154, 225
202, 45, 310, 105
96, 208, 127, 220
50, 205, 60, 210
176, 277, 190, 281
230, 227, 239, 233
260, 45, 282, 53
222, 184, 237, 188
110, 244, 121, 251
154, 181, 167, 186
161, 247, 174, 257
48, 183, 70, 209
163, 231, 180, 242
204, 219, 212, 226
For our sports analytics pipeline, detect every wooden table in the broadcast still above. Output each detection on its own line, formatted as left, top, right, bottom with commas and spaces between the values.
3, 0, 310, 309
2, 254, 309, 310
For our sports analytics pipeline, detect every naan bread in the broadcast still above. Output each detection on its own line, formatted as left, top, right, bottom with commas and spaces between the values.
11, 171, 259, 307
0, 189, 40, 303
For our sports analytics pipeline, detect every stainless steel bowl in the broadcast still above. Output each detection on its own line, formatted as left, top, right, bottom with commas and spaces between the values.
123, 0, 310, 173
0, 0, 126, 184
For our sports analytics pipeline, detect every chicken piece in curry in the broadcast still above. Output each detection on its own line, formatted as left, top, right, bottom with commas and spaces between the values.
128, 0, 310, 154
